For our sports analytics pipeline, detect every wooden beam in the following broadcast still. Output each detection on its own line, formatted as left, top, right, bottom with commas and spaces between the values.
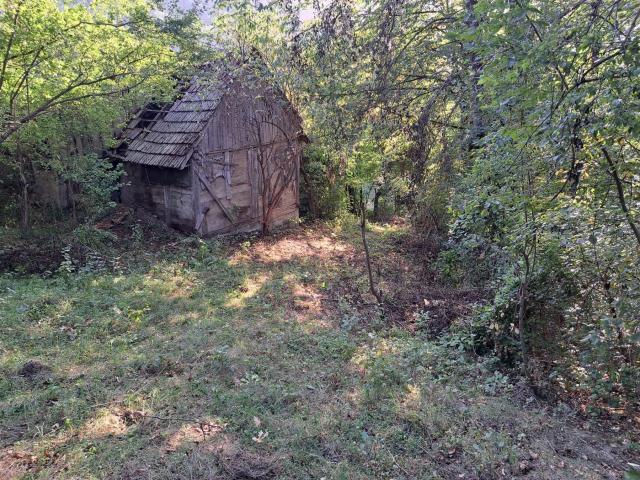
194, 164, 236, 223
247, 148, 257, 219
224, 150, 232, 200
191, 163, 202, 234
205, 217, 260, 236
163, 186, 171, 225
195, 206, 209, 231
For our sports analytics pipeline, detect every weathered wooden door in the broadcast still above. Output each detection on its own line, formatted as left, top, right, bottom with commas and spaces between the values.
193, 152, 236, 234
194, 149, 265, 235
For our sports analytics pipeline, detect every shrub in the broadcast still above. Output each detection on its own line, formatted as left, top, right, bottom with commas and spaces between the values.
71, 224, 118, 251
300, 145, 346, 219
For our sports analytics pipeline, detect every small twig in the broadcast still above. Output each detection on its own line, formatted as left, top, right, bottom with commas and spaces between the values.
385, 446, 411, 476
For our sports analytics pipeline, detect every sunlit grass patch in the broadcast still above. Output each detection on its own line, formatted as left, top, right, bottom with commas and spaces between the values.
0, 220, 634, 479
81, 408, 129, 440
225, 272, 270, 309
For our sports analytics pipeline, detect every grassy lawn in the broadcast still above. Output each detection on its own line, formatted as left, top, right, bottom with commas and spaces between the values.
0, 219, 636, 479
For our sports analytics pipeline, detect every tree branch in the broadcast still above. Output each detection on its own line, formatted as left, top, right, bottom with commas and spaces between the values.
601, 147, 640, 246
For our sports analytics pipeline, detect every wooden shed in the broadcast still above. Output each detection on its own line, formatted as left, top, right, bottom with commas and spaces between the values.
114, 64, 305, 236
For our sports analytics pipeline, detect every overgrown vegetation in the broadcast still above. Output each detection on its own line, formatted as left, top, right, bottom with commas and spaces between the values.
231, 0, 640, 412
0, 0, 204, 229
1, 0, 640, 478
1, 220, 637, 478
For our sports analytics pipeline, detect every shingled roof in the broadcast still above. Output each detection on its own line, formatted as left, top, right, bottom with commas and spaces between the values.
119, 76, 227, 170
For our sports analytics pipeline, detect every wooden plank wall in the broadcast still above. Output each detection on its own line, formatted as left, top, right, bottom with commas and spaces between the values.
121, 163, 195, 232
194, 80, 302, 236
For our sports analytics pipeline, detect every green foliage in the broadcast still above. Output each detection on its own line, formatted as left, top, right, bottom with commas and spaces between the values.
1, 0, 638, 415
453, 0, 639, 405
0, 0, 181, 143
56, 244, 76, 275
301, 144, 346, 218
72, 225, 118, 251
63, 155, 124, 220
0, 217, 635, 478
215, 0, 640, 408
346, 133, 383, 189
626, 466, 640, 480
362, 354, 409, 405
0, 0, 204, 229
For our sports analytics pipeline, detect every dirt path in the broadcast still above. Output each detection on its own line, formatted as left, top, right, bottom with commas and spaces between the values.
0, 221, 637, 479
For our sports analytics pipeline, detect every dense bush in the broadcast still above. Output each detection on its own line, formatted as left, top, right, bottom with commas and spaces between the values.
59, 156, 124, 222
300, 145, 346, 219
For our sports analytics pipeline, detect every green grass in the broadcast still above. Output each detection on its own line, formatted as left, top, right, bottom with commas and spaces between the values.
0, 219, 633, 479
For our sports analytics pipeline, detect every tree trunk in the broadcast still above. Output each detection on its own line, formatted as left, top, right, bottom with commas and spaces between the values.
300, 162, 319, 218
261, 191, 270, 236
373, 188, 382, 222
347, 186, 358, 214
68, 179, 77, 224
360, 188, 383, 304
19, 172, 30, 232
17, 150, 30, 233
517, 251, 531, 375
464, 0, 484, 149
601, 272, 631, 364
517, 276, 528, 374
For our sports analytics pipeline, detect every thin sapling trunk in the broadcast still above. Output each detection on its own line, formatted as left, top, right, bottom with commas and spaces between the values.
360, 188, 383, 304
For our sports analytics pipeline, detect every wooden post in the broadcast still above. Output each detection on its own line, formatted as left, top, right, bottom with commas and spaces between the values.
191, 160, 202, 234
224, 151, 232, 200
248, 148, 259, 220
163, 186, 171, 225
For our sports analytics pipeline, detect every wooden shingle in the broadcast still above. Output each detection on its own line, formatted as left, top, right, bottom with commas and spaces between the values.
119, 76, 226, 170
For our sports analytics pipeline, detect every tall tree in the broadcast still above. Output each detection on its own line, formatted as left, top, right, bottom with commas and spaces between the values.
0, 0, 205, 228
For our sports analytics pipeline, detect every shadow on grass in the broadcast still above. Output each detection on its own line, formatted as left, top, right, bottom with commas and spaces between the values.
0, 222, 630, 480
0, 225, 374, 479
